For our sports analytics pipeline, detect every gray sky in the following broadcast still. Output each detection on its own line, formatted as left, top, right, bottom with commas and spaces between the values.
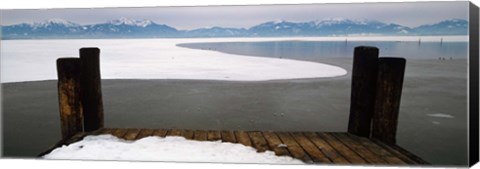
1, 1, 469, 30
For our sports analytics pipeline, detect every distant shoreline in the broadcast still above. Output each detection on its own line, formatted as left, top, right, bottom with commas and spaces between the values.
2, 35, 469, 42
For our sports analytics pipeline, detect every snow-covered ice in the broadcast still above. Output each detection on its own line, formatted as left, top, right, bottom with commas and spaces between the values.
42, 134, 304, 164
2, 36, 466, 83
1, 38, 351, 83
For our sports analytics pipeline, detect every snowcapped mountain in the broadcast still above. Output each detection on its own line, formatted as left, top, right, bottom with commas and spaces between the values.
185, 27, 248, 37
85, 18, 178, 37
31, 18, 80, 28
2, 18, 83, 38
108, 17, 153, 27
413, 19, 468, 35
248, 18, 414, 36
1, 18, 468, 39
2, 18, 180, 39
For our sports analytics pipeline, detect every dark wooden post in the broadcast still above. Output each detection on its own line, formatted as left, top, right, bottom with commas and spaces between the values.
371, 57, 406, 144
348, 46, 379, 137
80, 47, 104, 132
57, 58, 83, 139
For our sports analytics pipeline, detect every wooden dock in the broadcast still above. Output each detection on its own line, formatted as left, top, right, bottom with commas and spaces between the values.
40, 128, 427, 165
43, 46, 429, 165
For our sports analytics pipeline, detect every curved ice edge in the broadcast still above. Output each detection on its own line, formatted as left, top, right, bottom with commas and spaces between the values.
1, 38, 349, 83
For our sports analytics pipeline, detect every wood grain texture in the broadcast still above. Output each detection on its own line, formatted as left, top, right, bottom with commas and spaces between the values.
346, 133, 406, 164
167, 129, 183, 137
235, 131, 252, 147
182, 130, 195, 140
221, 131, 236, 143
111, 129, 129, 138
263, 131, 291, 156
303, 132, 349, 164
247, 132, 269, 152
123, 128, 140, 140
276, 132, 313, 163
207, 131, 222, 141
194, 130, 208, 141
332, 133, 386, 164
317, 132, 367, 164
41, 129, 426, 165
152, 129, 168, 137
136, 129, 155, 139
56, 58, 83, 139
291, 132, 331, 163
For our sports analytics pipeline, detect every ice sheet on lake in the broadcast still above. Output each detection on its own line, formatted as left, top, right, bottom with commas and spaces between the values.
1, 38, 351, 83
42, 134, 304, 164
2, 36, 466, 83
427, 113, 455, 118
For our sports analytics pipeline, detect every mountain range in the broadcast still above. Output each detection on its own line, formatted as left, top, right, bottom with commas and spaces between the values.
1, 18, 468, 39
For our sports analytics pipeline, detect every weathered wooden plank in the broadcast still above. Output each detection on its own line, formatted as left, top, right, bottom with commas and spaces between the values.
135, 129, 155, 139
235, 131, 252, 147
111, 128, 129, 138
182, 130, 195, 140
207, 131, 222, 141
262, 131, 291, 156
388, 144, 429, 164
152, 129, 168, 137
332, 133, 386, 164
303, 132, 349, 164
86, 128, 108, 136
371, 139, 428, 164
96, 128, 115, 135
317, 132, 367, 164
346, 133, 406, 164
276, 132, 313, 163
247, 132, 269, 152
167, 129, 183, 137
291, 132, 331, 163
221, 131, 236, 143
123, 128, 141, 140
194, 130, 208, 141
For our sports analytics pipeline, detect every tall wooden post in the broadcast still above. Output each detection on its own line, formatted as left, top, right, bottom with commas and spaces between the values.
371, 57, 406, 144
57, 58, 83, 139
348, 46, 379, 137
80, 47, 104, 132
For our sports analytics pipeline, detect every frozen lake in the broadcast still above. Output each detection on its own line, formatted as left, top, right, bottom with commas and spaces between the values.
1, 36, 469, 166
1, 38, 351, 83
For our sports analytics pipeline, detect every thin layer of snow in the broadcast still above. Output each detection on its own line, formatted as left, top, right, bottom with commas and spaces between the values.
1, 37, 349, 83
32, 18, 79, 28
1, 36, 467, 83
426, 113, 455, 118
109, 17, 153, 27
42, 135, 304, 164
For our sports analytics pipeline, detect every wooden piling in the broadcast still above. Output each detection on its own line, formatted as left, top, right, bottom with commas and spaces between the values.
56, 58, 83, 139
348, 46, 379, 137
371, 57, 406, 144
80, 47, 104, 132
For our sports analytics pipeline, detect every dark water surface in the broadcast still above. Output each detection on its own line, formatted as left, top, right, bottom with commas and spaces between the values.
2, 40, 468, 166
177, 41, 467, 59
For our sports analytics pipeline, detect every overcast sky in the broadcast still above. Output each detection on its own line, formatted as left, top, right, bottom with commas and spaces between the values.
1, 1, 469, 30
